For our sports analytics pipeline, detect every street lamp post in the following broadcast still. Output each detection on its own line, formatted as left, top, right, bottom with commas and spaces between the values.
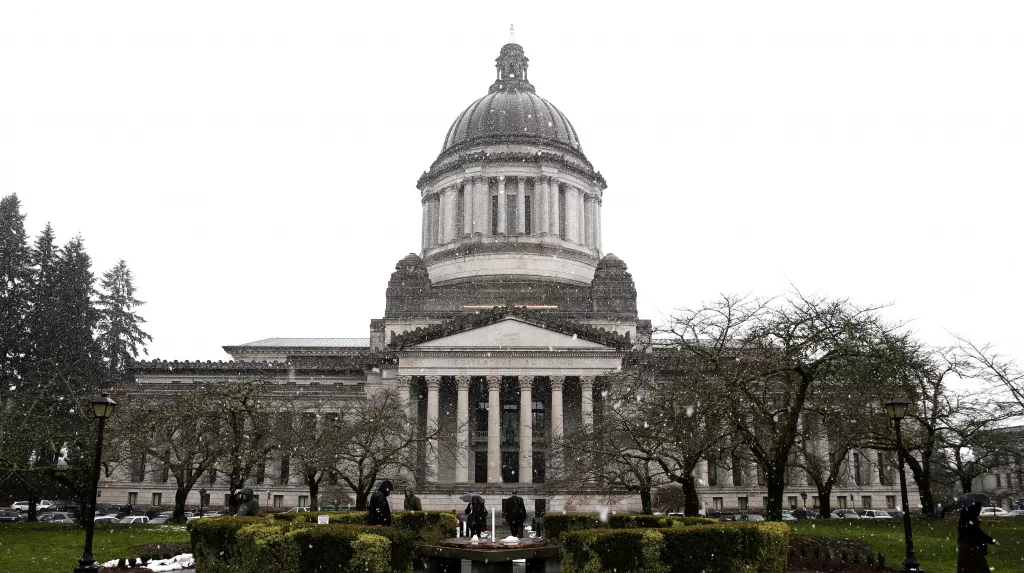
884, 397, 921, 573
199, 488, 207, 518
74, 393, 117, 573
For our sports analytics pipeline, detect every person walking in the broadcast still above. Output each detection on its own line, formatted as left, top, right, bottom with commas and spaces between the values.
234, 488, 259, 516
957, 502, 1000, 573
464, 495, 487, 537
403, 487, 422, 511
367, 479, 394, 526
503, 491, 527, 538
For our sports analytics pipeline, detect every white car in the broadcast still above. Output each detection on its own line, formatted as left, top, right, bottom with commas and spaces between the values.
287, 507, 311, 513
119, 516, 150, 524
10, 500, 55, 512
980, 507, 1011, 518
93, 515, 121, 524
860, 510, 893, 519
831, 509, 861, 519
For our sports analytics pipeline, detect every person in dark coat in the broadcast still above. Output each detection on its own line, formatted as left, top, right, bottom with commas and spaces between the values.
366, 480, 393, 526
464, 495, 487, 537
503, 491, 527, 538
234, 488, 259, 516
404, 487, 422, 511
957, 502, 1000, 573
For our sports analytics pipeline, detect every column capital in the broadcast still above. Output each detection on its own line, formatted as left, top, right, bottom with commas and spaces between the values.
579, 376, 595, 390
486, 375, 502, 391
518, 375, 534, 391
425, 375, 441, 389
397, 375, 413, 385
549, 376, 565, 390
455, 375, 471, 390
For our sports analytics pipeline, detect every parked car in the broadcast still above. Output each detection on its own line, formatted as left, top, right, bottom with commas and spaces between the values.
100, 505, 132, 519
93, 515, 121, 524
38, 512, 77, 524
861, 510, 893, 519
831, 509, 860, 519
287, 507, 311, 513
980, 507, 1011, 518
780, 511, 797, 522
732, 514, 765, 522
9, 500, 55, 512
0, 510, 21, 522
1006, 510, 1024, 517
119, 516, 150, 524
148, 516, 170, 525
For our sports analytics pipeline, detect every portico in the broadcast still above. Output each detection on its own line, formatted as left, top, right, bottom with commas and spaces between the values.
390, 312, 628, 486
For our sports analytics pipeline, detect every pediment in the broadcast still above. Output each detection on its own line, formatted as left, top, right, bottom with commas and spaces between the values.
410, 317, 610, 350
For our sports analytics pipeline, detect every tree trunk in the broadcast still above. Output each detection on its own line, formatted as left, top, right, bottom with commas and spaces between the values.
172, 484, 189, 522
355, 490, 369, 510
27, 497, 37, 522
959, 474, 973, 495
817, 483, 833, 518
764, 475, 786, 521
639, 486, 652, 514
903, 451, 935, 515
678, 475, 700, 517
309, 476, 319, 511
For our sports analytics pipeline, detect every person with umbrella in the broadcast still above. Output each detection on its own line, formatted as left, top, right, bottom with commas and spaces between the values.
464, 494, 487, 537
954, 493, 1001, 573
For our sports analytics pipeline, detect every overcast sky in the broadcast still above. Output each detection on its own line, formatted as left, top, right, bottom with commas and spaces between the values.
2, 2, 1021, 365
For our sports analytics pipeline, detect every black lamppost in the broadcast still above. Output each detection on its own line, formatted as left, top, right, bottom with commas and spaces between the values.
884, 397, 921, 573
199, 488, 207, 518
74, 393, 117, 573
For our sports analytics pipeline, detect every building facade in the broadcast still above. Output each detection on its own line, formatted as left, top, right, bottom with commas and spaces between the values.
103, 41, 917, 516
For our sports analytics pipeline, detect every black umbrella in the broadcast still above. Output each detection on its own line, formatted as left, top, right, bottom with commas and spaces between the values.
459, 493, 484, 503
946, 492, 991, 511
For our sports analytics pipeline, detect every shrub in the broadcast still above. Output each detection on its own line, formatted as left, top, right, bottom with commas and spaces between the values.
272, 510, 455, 541
561, 529, 667, 573
133, 542, 192, 560
661, 521, 788, 573
234, 524, 300, 573
289, 524, 416, 573
349, 533, 392, 573
543, 513, 716, 540
187, 516, 268, 573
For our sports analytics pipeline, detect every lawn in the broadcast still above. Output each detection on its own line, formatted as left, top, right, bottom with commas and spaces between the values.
0, 523, 190, 573
790, 517, 1024, 573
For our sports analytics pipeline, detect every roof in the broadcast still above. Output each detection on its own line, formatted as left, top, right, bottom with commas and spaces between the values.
233, 338, 370, 348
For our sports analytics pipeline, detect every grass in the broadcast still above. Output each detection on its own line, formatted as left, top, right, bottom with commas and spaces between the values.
0, 523, 190, 573
789, 516, 1024, 573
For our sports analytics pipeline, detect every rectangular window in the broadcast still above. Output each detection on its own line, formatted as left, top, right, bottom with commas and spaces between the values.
474, 451, 488, 484
476, 401, 489, 433
160, 465, 169, 483
328, 471, 338, 486
762, 496, 769, 509
524, 196, 532, 235
836, 496, 848, 509
788, 496, 798, 510
707, 463, 718, 487
201, 492, 210, 506
996, 473, 1002, 488
712, 497, 723, 511
456, 187, 465, 236
862, 496, 872, 509
877, 452, 888, 486
732, 457, 743, 487
756, 465, 765, 486
738, 497, 748, 510
151, 492, 162, 506
491, 195, 499, 235
501, 450, 518, 483
280, 457, 290, 485
273, 495, 284, 509
256, 462, 266, 485
506, 195, 517, 234
298, 495, 309, 507
557, 187, 566, 239
886, 495, 897, 509
1007, 474, 1013, 489
812, 496, 820, 509
853, 453, 862, 486
532, 400, 546, 439
128, 492, 138, 506
208, 469, 217, 485
533, 451, 546, 484
224, 494, 232, 507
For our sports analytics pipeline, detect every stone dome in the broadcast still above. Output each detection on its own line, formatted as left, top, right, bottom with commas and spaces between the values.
441, 43, 582, 154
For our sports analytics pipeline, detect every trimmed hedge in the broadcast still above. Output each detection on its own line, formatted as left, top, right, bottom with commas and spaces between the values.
272, 510, 457, 542
188, 516, 268, 573
560, 522, 788, 573
290, 524, 415, 573
542, 513, 717, 540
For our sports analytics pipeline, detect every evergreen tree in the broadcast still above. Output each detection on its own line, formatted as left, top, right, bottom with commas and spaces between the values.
0, 194, 32, 461
97, 260, 152, 383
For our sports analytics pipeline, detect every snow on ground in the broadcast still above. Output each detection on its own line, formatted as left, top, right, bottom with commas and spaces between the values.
100, 553, 194, 571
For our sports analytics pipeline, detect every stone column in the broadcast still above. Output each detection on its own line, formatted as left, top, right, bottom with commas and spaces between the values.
425, 376, 441, 483
537, 177, 550, 234
577, 189, 586, 245
486, 376, 501, 484
436, 189, 448, 244
519, 376, 533, 484
473, 177, 489, 234
444, 186, 458, 243
565, 187, 580, 244
462, 180, 473, 237
550, 376, 564, 444
397, 376, 412, 417
421, 198, 429, 251
595, 198, 602, 252
455, 376, 471, 484
516, 179, 526, 234
549, 179, 560, 236
580, 376, 595, 430
497, 177, 507, 234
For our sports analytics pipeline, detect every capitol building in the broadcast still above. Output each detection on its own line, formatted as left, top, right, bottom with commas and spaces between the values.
105, 40, 914, 517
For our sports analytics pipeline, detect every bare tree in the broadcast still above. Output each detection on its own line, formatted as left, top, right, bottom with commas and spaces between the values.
957, 337, 1024, 415
280, 393, 347, 511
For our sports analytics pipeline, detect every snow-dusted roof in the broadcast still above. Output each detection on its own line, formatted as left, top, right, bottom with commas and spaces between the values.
235, 338, 370, 348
